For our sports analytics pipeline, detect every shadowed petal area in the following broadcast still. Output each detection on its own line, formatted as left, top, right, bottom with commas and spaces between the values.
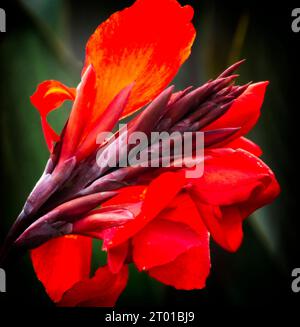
30, 235, 92, 302
30, 80, 76, 151
83, 0, 196, 118
148, 246, 210, 290
192, 203, 244, 252
107, 242, 129, 274
59, 265, 128, 307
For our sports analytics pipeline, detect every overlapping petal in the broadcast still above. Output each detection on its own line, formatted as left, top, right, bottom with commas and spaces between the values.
104, 172, 187, 249
132, 192, 210, 289
190, 202, 243, 252
188, 148, 280, 251
133, 219, 203, 270
59, 265, 128, 307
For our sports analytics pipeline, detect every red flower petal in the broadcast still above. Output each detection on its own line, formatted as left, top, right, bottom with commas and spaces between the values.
30, 80, 76, 151
59, 265, 128, 307
102, 185, 147, 207
107, 242, 129, 274
226, 137, 263, 156
204, 82, 269, 138
237, 161, 280, 218
191, 202, 243, 252
83, 0, 196, 118
74, 83, 133, 161
189, 149, 280, 252
59, 65, 97, 161
131, 191, 210, 289
190, 148, 277, 206
159, 192, 208, 236
104, 172, 187, 249
30, 235, 92, 303
133, 219, 204, 270
148, 246, 210, 290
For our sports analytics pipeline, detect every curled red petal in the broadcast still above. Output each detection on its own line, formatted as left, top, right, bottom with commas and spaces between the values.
190, 148, 278, 206
236, 160, 280, 218
191, 202, 243, 252
30, 80, 76, 151
188, 149, 280, 252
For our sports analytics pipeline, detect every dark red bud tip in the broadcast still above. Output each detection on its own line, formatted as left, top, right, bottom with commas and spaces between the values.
24, 157, 76, 216
132, 85, 174, 135
217, 59, 246, 78
14, 221, 73, 250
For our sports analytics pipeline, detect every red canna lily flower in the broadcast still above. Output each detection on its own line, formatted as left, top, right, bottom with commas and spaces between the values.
0, 0, 280, 307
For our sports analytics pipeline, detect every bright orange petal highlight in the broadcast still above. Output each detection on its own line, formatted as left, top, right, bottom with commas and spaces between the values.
84, 0, 196, 119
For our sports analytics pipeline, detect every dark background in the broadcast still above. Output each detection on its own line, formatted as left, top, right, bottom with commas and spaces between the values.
0, 0, 299, 314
